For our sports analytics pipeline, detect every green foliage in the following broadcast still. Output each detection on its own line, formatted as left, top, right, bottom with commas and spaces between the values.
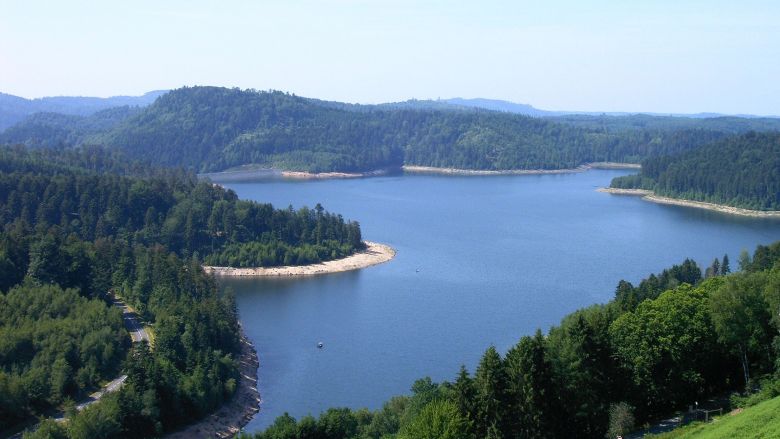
606, 402, 635, 439
650, 394, 780, 439
729, 377, 780, 409
548, 307, 619, 437
397, 400, 469, 439
548, 113, 780, 134
3, 86, 749, 174
709, 272, 774, 386
503, 330, 556, 439
0, 145, 361, 436
21, 419, 68, 439
473, 346, 507, 438
0, 145, 363, 275
613, 259, 702, 312
611, 131, 780, 210
0, 283, 127, 430
610, 284, 725, 415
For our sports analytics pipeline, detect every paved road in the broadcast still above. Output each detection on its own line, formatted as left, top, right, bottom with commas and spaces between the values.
50, 299, 149, 420
9, 297, 150, 436
115, 299, 151, 344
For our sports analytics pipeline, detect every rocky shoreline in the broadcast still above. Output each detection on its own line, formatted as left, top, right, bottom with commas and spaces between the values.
166, 328, 261, 438
598, 187, 780, 218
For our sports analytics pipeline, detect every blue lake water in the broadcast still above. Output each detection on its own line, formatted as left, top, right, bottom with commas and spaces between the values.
212, 170, 780, 432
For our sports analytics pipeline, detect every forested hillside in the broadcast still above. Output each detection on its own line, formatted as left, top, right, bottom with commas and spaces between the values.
1, 86, 747, 174
243, 242, 780, 439
611, 131, 780, 210
0, 106, 142, 148
0, 145, 363, 437
546, 113, 780, 133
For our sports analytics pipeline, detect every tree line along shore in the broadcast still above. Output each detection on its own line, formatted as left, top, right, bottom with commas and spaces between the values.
203, 241, 395, 277
598, 188, 780, 218
3, 85, 777, 212
242, 242, 780, 439
0, 145, 373, 438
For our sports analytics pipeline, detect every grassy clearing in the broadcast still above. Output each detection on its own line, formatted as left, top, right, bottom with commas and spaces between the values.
651, 396, 780, 439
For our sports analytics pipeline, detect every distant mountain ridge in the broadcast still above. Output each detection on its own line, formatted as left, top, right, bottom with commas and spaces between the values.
425, 97, 778, 119
4, 86, 773, 175
0, 90, 167, 131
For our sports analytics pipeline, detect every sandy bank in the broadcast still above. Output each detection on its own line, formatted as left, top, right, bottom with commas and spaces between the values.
587, 162, 641, 170
166, 327, 260, 439
597, 187, 653, 196
402, 162, 639, 176
204, 163, 639, 181
403, 165, 589, 175
281, 169, 390, 179
203, 241, 396, 277
598, 188, 780, 218
201, 167, 392, 182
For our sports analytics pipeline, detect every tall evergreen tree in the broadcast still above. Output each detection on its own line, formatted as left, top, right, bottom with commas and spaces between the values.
504, 330, 556, 439
473, 346, 507, 439
453, 365, 476, 438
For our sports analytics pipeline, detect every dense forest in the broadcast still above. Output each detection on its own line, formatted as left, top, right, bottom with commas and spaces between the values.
611, 131, 780, 210
0, 107, 143, 149
0, 145, 363, 272
0, 145, 363, 437
243, 242, 780, 439
2, 86, 766, 174
547, 113, 780, 134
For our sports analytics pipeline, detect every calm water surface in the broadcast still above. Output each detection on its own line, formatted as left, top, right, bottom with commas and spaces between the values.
212, 170, 780, 432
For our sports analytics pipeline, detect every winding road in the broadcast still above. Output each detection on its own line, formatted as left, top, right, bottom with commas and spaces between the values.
57, 299, 151, 417
8, 296, 151, 437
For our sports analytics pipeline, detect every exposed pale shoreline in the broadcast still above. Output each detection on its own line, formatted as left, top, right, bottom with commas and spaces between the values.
402, 162, 640, 176
598, 187, 780, 218
202, 162, 639, 182
203, 241, 396, 277
201, 167, 391, 181
166, 327, 260, 438
281, 169, 390, 179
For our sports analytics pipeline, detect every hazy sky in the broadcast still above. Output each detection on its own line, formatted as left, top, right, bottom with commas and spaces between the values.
2, 0, 779, 114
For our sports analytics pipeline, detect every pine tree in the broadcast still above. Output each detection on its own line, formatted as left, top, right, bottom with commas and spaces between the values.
453, 364, 476, 436
474, 346, 507, 439
504, 330, 555, 439
722, 254, 731, 274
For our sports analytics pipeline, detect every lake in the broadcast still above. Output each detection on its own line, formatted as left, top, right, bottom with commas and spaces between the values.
212, 170, 780, 432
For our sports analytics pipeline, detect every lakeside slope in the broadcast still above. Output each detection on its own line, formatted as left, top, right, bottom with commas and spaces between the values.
598, 188, 780, 218
203, 241, 396, 277
166, 327, 260, 438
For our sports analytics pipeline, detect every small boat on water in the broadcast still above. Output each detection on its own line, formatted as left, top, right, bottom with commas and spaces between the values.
317, 342, 324, 349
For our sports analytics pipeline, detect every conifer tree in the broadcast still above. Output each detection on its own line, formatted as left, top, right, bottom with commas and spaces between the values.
473, 346, 507, 439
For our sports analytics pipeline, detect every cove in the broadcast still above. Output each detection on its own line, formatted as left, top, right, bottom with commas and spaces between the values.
212, 170, 780, 432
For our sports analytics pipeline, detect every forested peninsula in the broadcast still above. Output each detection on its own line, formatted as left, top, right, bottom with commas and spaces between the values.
610, 131, 780, 211
242, 242, 780, 439
0, 145, 367, 437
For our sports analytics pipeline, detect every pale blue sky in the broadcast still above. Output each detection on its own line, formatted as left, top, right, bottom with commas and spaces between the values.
1, 0, 779, 114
